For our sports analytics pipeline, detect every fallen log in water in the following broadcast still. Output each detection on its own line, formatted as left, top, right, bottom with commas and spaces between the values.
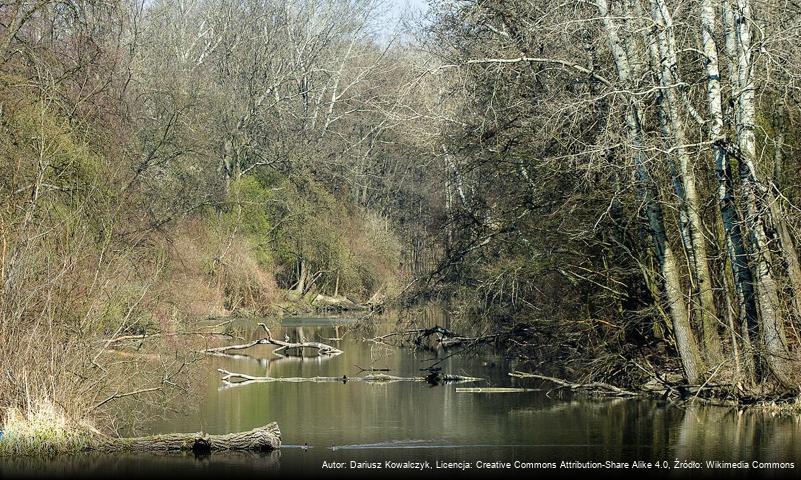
217, 369, 482, 387
204, 323, 342, 357
90, 423, 281, 453
456, 387, 540, 393
367, 325, 499, 350
354, 364, 391, 373
509, 371, 638, 396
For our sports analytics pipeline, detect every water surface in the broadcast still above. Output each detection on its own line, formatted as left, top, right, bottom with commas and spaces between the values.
3, 315, 801, 478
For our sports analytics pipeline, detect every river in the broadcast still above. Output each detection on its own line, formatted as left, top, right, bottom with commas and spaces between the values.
3, 314, 801, 478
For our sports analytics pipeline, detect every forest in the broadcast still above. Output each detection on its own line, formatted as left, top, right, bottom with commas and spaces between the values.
2, 0, 801, 458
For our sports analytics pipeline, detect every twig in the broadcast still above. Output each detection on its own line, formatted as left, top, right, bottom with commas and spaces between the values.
91, 386, 162, 411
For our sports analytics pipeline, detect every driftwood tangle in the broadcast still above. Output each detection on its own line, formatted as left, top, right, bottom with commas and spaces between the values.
204, 323, 342, 357
217, 369, 482, 386
509, 371, 637, 396
90, 423, 281, 453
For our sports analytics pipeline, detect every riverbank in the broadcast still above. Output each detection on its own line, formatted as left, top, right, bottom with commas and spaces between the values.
0, 405, 279, 457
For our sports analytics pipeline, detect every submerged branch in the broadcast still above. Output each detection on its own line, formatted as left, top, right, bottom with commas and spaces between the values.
509, 371, 638, 396
456, 387, 540, 393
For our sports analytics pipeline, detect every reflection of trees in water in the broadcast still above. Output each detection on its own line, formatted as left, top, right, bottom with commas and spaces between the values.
500, 399, 801, 462
674, 405, 801, 461
215, 352, 339, 371
134, 315, 801, 464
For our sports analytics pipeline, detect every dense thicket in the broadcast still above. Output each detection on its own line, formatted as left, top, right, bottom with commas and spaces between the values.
417, 0, 801, 392
0, 0, 425, 426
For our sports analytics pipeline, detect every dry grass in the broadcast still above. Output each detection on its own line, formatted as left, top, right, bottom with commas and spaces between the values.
0, 400, 96, 456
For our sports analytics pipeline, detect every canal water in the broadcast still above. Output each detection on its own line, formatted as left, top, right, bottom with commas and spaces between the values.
3, 315, 801, 478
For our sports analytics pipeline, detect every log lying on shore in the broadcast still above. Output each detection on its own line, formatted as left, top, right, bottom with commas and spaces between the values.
90, 423, 281, 453
218, 369, 482, 387
204, 323, 342, 357
311, 293, 367, 311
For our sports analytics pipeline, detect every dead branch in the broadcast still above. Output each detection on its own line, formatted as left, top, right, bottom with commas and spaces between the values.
456, 387, 540, 393
366, 325, 498, 350
509, 371, 638, 396
217, 368, 482, 387
203, 323, 342, 357
104, 331, 236, 345
90, 386, 162, 411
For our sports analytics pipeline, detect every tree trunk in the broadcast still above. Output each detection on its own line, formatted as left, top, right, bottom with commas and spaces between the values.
295, 257, 306, 294
725, 0, 795, 388
701, 0, 758, 382
333, 271, 340, 297
649, 0, 723, 366
596, 0, 704, 383
91, 423, 281, 453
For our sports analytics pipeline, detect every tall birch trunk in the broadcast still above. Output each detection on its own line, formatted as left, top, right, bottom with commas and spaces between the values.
649, 0, 723, 365
725, 0, 795, 387
701, 0, 757, 381
597, 0, 704, 383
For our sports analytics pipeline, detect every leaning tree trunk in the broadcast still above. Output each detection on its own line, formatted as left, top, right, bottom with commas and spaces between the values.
596, 0, 704, 383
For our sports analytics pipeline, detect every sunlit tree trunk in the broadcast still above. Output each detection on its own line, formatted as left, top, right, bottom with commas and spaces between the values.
597, 0, 704, 383
700, 0, 757, 381
648, 0, 723, 366
724, 0, 794, 387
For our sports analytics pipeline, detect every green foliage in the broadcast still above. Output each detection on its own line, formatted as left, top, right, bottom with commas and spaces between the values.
211, 172, 402, 300
0, 83, 113, 224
